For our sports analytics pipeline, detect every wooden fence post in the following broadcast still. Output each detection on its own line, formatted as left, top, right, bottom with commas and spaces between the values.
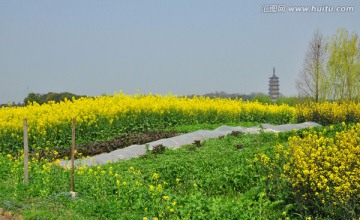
23, 119, 29, 184
70, 118, 76, 198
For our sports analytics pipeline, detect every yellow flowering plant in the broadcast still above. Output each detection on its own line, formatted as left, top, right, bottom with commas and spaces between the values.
279, 123, 360, 218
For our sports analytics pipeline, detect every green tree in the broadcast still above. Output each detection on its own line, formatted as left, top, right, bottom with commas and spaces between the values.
326, 28, 360, 102
275, 96, 298, 106
24, 93, 42, 104
252, 94, 272, 104
24, 92, 85, 105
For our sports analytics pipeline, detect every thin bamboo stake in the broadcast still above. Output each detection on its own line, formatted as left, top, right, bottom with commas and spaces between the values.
23, 119, 29, 184
70, 118, 76, 197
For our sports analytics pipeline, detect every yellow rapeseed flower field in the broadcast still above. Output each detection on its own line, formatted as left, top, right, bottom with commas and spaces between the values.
0, 92, 296, 154
296, 101, 360, 125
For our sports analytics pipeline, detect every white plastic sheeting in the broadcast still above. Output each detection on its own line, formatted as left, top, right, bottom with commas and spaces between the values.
59, 122, 321, 167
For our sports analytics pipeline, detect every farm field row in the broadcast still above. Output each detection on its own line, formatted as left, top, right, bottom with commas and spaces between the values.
0, 93, 294, 155
2, 93, 360, 155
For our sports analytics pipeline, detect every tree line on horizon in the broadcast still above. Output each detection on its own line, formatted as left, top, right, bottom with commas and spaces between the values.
1, 91, 299, 107
23, 92, 86, 105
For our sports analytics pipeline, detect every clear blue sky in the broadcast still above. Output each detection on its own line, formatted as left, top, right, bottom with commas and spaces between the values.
1, 1, 359, 103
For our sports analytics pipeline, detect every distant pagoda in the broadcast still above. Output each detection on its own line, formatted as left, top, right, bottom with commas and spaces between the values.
268, 67, 280, 103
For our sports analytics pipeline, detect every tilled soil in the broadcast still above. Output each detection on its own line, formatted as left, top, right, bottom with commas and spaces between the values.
32, 130, 179, 159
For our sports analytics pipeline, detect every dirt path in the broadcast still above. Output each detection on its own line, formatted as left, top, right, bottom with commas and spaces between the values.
0, 208, 22, 220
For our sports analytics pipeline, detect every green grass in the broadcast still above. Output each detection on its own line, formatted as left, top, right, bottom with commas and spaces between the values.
2, 123, 358, 219
1, 131, 292, 219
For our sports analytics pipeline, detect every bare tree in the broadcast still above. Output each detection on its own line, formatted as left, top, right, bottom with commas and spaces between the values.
296, 30, 327, 102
